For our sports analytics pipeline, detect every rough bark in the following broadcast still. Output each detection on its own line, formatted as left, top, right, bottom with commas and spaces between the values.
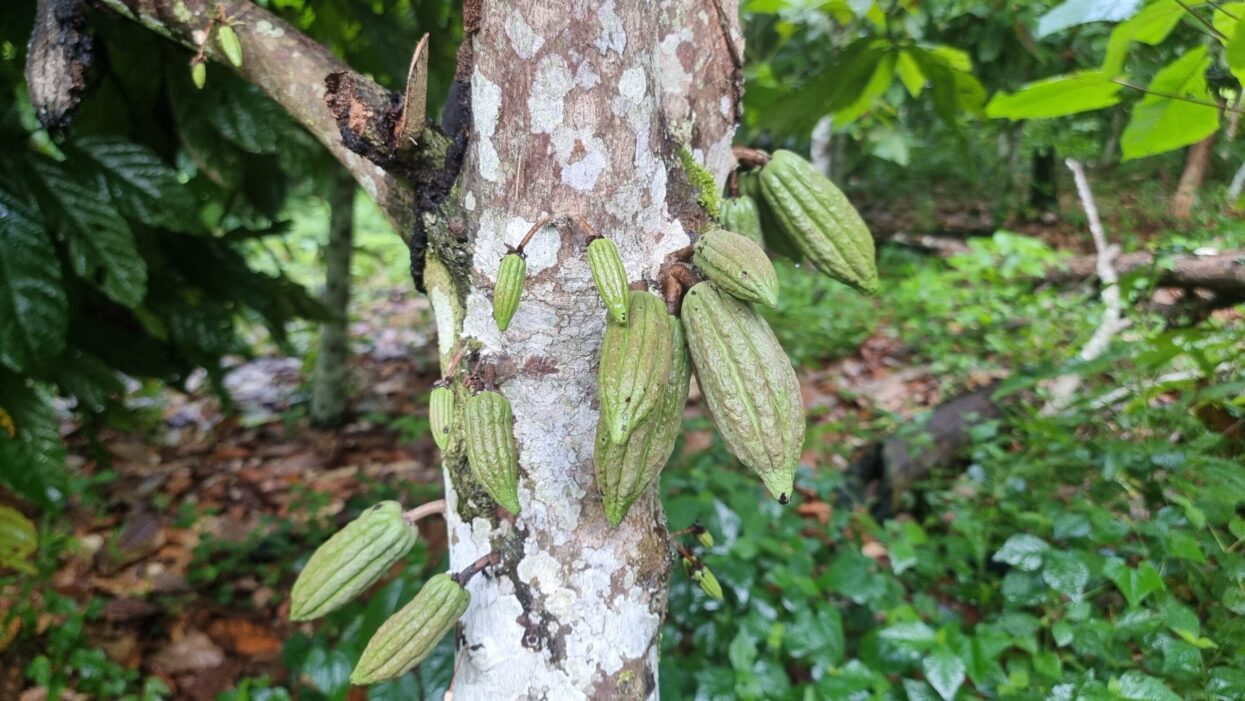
94, 0, 415, 235
1172, 133, 1216, 221
310, 172, 356, 427
26, 0, 94, 129
434, 2, 740, 697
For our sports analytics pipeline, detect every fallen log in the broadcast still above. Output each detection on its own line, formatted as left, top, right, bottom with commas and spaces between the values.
1048, 249, 1245, 295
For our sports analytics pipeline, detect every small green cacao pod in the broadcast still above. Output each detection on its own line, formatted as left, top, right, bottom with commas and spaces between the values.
351, 573, 469, 685
587, 238, 629, 324
598, 291, 673, 445
697, 530, 715, 549
693, 229, 779, 308
289, 501, 417, 621
429, 386, 454, 451
464, 390, 521, 513
718, 196, 764, 246
493, 253, 526, 332
739, 170, 803, 262
695, 565, 724, 601
759, 150, 878, 293
190, 62, 207, 90
216, 25, 244, 68
682, 282, 804, 503
595, 316, 690, 526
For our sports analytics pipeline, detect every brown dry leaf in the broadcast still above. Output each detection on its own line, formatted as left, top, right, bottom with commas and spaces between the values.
151, 630, 224, 674
207, 618, 283, 658
861, 540, 888, 561
795, 500, 832, 525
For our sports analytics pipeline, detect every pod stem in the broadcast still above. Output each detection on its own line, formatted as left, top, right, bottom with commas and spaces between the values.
515, 214, 554, 254
732, 145, 771, 169
404, 499, 446, 524
441, 345, 468, 383
659, 261, 699, 315
453, 551, 500, 586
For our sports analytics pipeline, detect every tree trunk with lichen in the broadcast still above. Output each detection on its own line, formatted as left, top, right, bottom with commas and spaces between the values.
423, 3, 740, 697
310, 171, 356, 427
75, 0, 741, 695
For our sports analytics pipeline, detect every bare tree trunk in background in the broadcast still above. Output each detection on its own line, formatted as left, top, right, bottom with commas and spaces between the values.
1173, 133, 1216, 221
810, 116, 833, 177
1030, 147, 1057, 214
1100, 107, 1124, 166
311, 172, 356, 427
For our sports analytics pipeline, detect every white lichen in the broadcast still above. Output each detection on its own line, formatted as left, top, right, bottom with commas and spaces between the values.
528, 55, 574, 134
594, 1, 626, 56
505, 9, 544, 60
472, 69, 504, 183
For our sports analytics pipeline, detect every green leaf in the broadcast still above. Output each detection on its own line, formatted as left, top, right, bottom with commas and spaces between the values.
986, 71, 1122, 120
30, 159, 148, 308
910, 46, 987, 125
52, 349, 123, 414
71, 137, 200, 233
1120, 46, 1219, 161
1226, 16, 1245, 85
896, 49, 926, 97
834, 53, 897, 125
1114, 671, 1181, 701
1103, 0, 1184, 74
1104, 558, 1165, 608
878, 621, 936, 650
0, 189, 67, 373
1042, 552, 1090, 600
923, 646, 966, 701
764, 39, 891, 133
784, 608, 845, 664
993, 534, 1049, 572
0, 504, 38, 574
0, 375, 67, 507
1037, 0, 1143, 39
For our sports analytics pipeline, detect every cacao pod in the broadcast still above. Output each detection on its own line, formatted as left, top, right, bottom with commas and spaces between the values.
464, 390, 521, 513
739, 170, 803, 261
289, 501, 417, 621
681, 281, 804, 502
594, 316, 690, 526
598, 291, 673, 445
216, 25, 244, 68
718, 196, 764, 246
190, 62, 207, 90
587, 238, 629, 324
697, 530, 714, 549
759, 150, 878, 293
493, 253, 526, 332
693, 565, 724, 601
351, 572, 469, 684
429, 386, 454, 451
693, 229, 779, 308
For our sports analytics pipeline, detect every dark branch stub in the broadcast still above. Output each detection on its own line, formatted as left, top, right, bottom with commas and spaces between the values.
453, 551, 500, 586
26, 0, 94, 130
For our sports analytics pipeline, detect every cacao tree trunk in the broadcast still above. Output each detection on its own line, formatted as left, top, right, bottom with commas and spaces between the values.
1173, 133, 1216, 220
310, 171, 356, 426
423, 2, 741, 697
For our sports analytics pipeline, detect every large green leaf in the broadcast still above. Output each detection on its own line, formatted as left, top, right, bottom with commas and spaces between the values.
71, 137, 200, 232
987, 71, 1122, 119
1037, 0, 1142, 38
834, 52, 897, 125
0, 504, 38, 574
911, 46, 987, 125
0, 189, 67, 373
30, 159, 148, 307
1226, 16, 1245, 86
52, 348, 124, 414
1121, 47, 1219, 161
0, 374, 67, 508
1103, 0, 1184, 75
764, 39, 892, 133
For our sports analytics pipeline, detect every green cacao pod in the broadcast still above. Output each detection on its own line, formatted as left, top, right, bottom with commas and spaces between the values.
351, 572, 469, 684
759, 150, 878, 293
216, 25, 244, 68
289, 501, 417, 621
681, 281, 804, 503
587, 238, 629, 324
739, 170, 803, 261
429, 386, 454, 451
718, 196, 764, 246
594, 316, 690, 526
598, 291, 673, 445
693, 565, 724, 601
190, 62, 207, 90
493, 253, 526, 332
464, 390, 521, 513
693, 229, 779, 308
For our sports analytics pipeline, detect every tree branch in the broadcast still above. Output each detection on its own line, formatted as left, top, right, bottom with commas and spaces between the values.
27, 0, 94, 129
91, 0, 416, 237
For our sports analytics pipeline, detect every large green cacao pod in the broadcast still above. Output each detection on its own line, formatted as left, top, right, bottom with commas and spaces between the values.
759, 150, 878, 293
587, 238, 630, 324
216, 25, 244, 67
594, 316, 690, 526
693, 229, 779, 308
351, 572, 469, 684
289, 501, 417, 621
429, 386, 454, 451
718, 196, 764, 246
681, 282, 804, 502
739, 170, 803, 261
493, 253, 526, 332
464, 390, 521, 513
598, 291, 673, 445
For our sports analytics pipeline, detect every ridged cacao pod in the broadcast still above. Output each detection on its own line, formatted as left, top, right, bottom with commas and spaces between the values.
718, 196, 764, 246
587, 238, 630, 324
351, 572, 469, 684
693, 229, 779, 308
693, 565, 724, 601
739, 170, 803, 261
289, 501, 417, 621
759, 150, 878, 293
216, 25, 244, 68
681, 282, 804, 502
429, 386, 454, 451
464, 390, 521, 513
493, 253, 526, 332
598, 291, 673, 445
595, 316, 690, 526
